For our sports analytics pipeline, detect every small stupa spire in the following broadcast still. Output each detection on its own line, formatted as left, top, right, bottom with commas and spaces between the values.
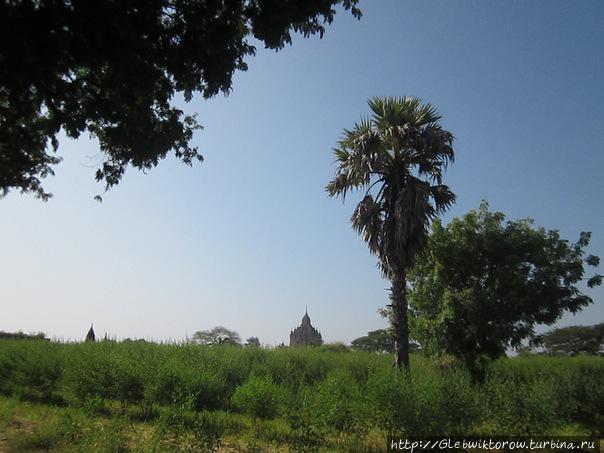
85, 323, 96, 342
301, 307, 311, 325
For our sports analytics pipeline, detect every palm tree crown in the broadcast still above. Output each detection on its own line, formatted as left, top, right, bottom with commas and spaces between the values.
327, 96, 456, 279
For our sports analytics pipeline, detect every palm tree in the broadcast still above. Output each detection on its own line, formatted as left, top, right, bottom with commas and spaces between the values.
327, 96, 456, 370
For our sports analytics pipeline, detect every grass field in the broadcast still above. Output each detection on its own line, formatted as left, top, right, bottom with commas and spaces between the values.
0, 340, 603, 452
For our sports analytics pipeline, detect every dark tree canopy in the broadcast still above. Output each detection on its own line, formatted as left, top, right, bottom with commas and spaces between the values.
192, 326, 241, 345
245, 336, 260, 347
351, 328, 419, 354
408, 201, 602, 378
0, 0, 361, 200
351, 329, 394, 353
542, 323, 604, 356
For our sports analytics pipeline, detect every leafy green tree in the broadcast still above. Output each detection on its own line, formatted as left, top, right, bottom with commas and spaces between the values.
408, 201, 602, 379
192, 326, 241, 346
351, 329, 419, 353
351, 329, 393, 353
245, 336, 261, 347
542, 323, 604, 356
327, 97, 456, 370
0, 0, 360, 200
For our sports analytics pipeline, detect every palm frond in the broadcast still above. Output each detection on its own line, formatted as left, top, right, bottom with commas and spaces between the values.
415, 102, 441, 125
333, 147, 350, 164
430, 184, 456, 214
351, 194, 383, 254
339, 117, 377, 153
325, 172, 350, 199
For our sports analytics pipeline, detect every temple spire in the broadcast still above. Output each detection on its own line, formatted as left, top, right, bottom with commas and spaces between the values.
290, 308, 322, 347
85, 323, 96, 342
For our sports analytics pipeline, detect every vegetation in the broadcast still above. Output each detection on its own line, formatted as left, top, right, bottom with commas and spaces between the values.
327, 96, 456, 370
541, 323, 604, 356
1, 339, 602, 451
351, 329, 393, 353
351, 328, 419, 354
191, 326, 242, 346
407, 202, 602, 380
245, 336, 261, 347
0, 0, 361, 200
0, 331, 48, 341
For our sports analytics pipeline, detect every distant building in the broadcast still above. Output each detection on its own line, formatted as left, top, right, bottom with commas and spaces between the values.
289, 309, 323, 346
85, 324, 96, 342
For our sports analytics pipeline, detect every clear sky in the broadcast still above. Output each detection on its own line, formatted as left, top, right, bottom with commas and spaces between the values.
2, 0, 602, 345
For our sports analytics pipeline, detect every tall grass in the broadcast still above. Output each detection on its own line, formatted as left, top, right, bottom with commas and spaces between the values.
0, 339, 602, 441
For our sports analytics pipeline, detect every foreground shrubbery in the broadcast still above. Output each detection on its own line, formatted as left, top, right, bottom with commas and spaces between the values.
0, 340, 603, 450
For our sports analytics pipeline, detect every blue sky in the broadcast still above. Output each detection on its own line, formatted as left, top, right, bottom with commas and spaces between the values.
1, 0, 602, 345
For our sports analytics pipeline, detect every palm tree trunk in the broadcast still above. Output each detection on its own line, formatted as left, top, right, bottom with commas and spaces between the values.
390, 272, 410, 370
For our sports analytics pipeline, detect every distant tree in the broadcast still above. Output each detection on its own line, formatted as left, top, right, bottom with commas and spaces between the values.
327, 97, 456, 370
542, 324, 604, 356
192, 326, 241, 346
245, 336, 261, 347
0, 331, 48, 341
351, 329, 394, 353
122, 338, 150, 344
320, 342, 350, 352
0, 0, 361, 200
351, 328, 419, 353
408, 202, 602, 380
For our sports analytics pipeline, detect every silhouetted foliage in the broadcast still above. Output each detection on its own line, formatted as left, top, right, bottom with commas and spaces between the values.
0, 0, 361, 200
121, 338, 151, 344
408, 201, 602, 380
351, 329, 393, 353
245, 336, 260, 347
542, 323, 604, 356
327, 96, 455, 370
192, 326, 241, 346
0, 331, 48, 341
351, 328, 419, 354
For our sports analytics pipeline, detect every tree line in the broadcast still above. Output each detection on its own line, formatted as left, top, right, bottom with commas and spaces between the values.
350, 324, 604, 358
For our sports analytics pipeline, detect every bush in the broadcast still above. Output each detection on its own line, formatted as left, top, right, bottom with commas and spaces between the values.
0, 340, 63, 402
483, 377, 559, 435
366, 367, 479, 435
231, 374, 286, 419
312, 369, 368, 433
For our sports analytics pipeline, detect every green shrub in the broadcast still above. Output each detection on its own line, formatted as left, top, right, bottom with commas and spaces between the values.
366, 367, 479, 435
63, 353, 118, 402
231, 374, 286, 419
0, 340, 63, 402
190, 370, 229, 410
286, 385, 328, 451
313, 369, 368, 433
